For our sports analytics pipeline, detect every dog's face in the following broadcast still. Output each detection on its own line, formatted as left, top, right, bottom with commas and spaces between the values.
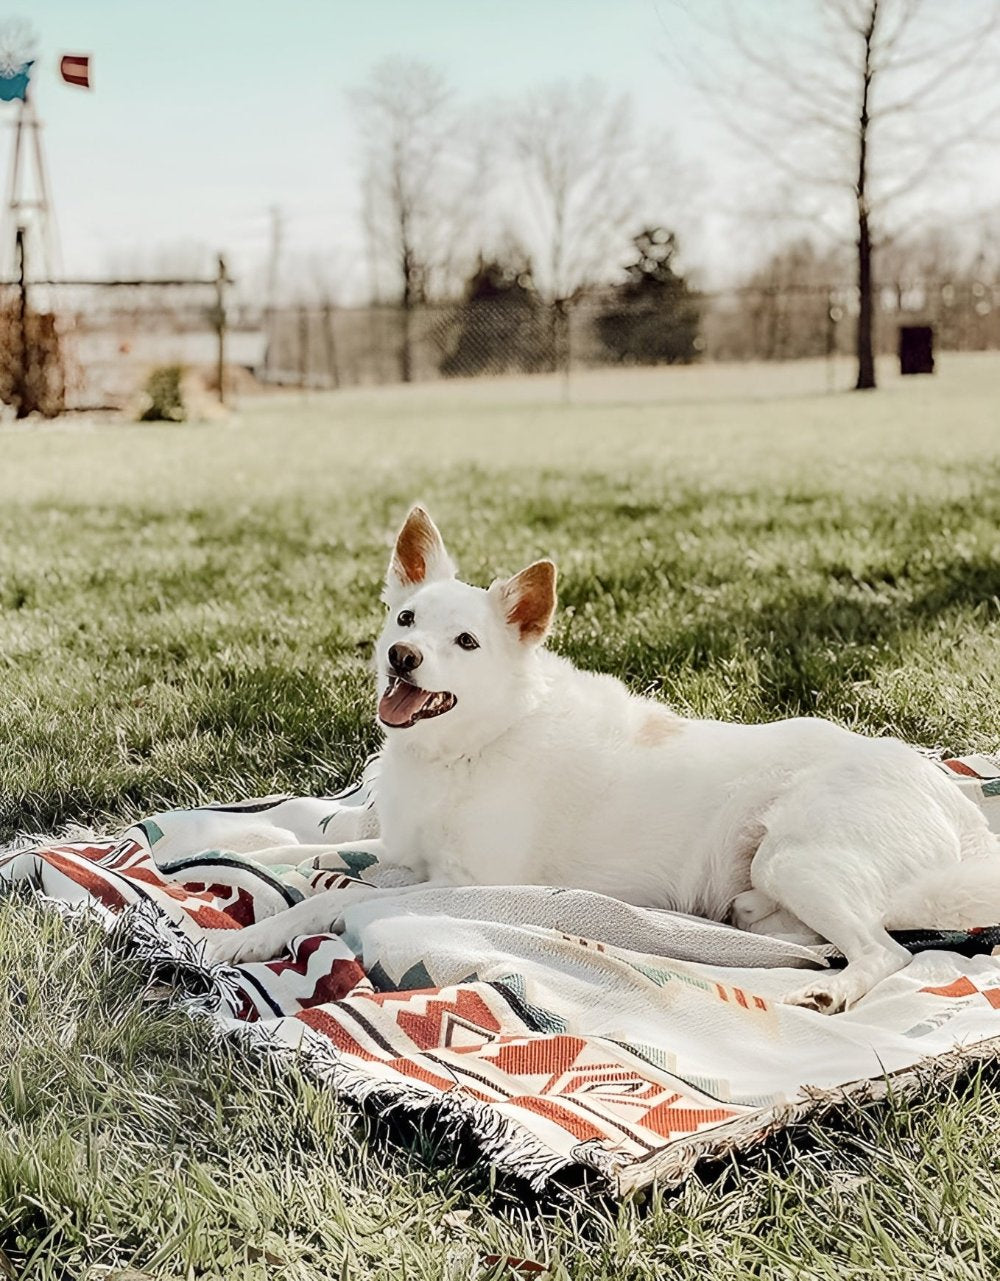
376, 507, 557, 746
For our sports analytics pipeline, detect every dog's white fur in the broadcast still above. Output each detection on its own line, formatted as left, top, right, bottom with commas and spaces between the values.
210, 507, 1000, 1013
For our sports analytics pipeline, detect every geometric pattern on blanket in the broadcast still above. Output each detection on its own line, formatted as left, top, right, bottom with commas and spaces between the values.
2, 751, 1000, 1194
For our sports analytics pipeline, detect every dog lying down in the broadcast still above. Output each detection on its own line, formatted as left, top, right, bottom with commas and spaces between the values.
209, 506, 1000, 1013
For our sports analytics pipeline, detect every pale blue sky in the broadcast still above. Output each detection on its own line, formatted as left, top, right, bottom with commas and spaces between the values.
10, 1, 1000, 294
20, 0, 697, 289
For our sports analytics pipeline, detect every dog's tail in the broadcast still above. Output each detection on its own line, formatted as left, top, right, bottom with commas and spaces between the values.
885, 851, 1000, 931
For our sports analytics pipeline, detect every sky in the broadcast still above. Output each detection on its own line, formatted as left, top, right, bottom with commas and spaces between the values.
16, 0, 699, 292
7, 0, 1000, 297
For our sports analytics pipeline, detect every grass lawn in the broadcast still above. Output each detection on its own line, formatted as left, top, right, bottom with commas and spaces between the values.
2, 353, 1000, 1278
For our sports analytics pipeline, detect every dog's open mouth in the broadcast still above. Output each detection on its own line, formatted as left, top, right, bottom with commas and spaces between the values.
379, 678, 457, 729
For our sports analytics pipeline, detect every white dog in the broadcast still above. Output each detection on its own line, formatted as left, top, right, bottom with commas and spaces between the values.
210, 506, 1000, 1012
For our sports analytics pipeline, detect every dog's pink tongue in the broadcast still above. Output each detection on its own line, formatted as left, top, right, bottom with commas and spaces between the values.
379, 681, 432, 727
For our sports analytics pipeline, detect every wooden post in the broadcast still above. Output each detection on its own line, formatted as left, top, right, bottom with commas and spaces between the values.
298, 307, 309, 387
321, 299, 340, 389
826, 289, 837, 392
14, 225, 29, 419
214, 253, 227, 404
561, 297, 572, 404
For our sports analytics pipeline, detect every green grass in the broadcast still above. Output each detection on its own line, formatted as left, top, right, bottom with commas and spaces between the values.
2, 353, 1000, 1278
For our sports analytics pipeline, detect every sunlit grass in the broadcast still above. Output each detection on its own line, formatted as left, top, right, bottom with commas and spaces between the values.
1, 354, 999, 1276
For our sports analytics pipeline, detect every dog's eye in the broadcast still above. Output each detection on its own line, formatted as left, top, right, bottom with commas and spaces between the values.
455, 632, 479, 650
396, 610, 415, 627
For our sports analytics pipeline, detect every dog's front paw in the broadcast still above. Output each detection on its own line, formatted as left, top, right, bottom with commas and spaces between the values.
203, 921, 291, 966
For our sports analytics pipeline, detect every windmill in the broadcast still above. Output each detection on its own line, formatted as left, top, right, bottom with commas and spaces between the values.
0, 19, 54, 280
0, 18, 91, 282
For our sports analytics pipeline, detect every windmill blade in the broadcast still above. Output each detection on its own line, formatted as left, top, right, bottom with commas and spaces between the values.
0, 17, 37, 75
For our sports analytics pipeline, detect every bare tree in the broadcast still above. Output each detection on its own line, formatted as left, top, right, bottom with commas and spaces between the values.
504, 79, 681, 374
672, 0, 1000, 389
353, 59, 485, 381
507, 80, 649, 303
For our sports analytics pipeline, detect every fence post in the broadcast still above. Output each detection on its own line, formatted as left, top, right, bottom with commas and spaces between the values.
298, 306, 309, 387
321, 299, 340, 389
399, 304, 413, 383
826, 288, 836, 391
214, 253, 227, 404
13, 225, 29, 418
561, 298, 572, 404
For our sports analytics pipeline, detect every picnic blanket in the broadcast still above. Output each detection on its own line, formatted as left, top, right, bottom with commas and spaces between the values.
3, 751, 1000, 1195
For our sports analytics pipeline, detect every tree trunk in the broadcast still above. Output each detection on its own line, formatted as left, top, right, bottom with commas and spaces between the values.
856, 209, 875, 389
399, 304, 412, 384
854, 2, 878, 391
400, 244, 414, 384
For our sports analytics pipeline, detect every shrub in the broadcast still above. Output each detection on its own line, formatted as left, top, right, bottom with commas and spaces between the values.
139, 365, 186, 422
595, 228, 701, 366
437, 254, 552, 377
0, 301, 66, 418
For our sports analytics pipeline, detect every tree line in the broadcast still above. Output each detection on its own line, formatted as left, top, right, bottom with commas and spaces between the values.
352, 0, 1000, 390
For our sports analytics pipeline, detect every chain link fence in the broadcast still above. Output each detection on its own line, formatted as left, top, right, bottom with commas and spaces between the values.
261, 279, 1000, 391
1, 273, 997, 414
0, 271, 260, 414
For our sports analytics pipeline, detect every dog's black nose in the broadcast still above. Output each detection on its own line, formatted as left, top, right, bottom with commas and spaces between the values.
388, 642, 422, 676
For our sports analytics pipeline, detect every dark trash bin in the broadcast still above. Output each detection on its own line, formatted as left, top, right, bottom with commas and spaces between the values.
899, 325, 934, 375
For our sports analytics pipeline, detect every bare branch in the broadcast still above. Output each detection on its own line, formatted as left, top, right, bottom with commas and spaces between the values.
876, 3, 1000, 74
507, 79, 646, 298
352, 59, 487, 307
720, 0, 857, 115
875, 99, 1000, 211
665, 0, 1000, 389
872, 0, 928, 59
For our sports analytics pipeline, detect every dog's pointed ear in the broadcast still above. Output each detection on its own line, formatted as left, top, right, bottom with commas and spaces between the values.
385, 506, 456, 602
491, 560, 558, 645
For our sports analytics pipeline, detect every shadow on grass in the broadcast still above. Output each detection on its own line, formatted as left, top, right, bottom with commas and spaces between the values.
559, 551, 1000, 719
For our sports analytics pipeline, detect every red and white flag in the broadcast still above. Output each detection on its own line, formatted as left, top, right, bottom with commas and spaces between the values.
59, 54, 92, 89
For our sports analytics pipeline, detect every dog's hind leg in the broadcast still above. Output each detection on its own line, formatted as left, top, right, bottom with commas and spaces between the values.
751, 837, 912, 1014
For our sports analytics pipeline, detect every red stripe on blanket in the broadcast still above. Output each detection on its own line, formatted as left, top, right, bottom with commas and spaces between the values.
921, 976, 977, 998
42, 851, 129, 910
185, 885, 257, 926
297, 1007, 378, 1058
39, 843, 248, 928
187, 903, 244, 928
641, 1099, 737, 1139
265, 940, 367, 1006
396, 989, 502, 1051
390, 1055, 464, 1091
505, 1095, 605, 1142
296, 1007, 493, 1094
489, 1035, 587, 1081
